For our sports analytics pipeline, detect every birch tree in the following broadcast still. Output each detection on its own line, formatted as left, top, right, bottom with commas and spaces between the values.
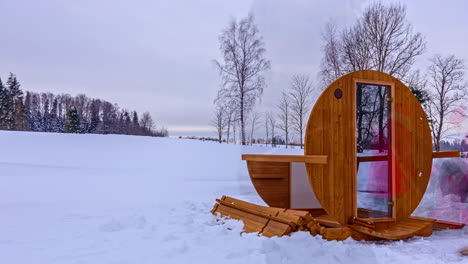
264, 112, 270, 146
249, 112, 260, 145
210, 104, 227, 143
290, 75, 314, 149
268, 111, 276, 147
277, 92, 291, 148
214, 14, 270, 145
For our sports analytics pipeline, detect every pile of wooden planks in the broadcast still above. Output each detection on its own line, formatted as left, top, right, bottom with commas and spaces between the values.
211, 196, 357, 240
211, 196, 312, 237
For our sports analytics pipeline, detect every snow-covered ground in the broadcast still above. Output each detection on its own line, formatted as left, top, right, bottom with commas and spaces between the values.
0, 131, 466, 264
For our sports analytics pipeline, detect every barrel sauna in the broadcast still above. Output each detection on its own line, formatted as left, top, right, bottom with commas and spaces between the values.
242, 70, 461, 240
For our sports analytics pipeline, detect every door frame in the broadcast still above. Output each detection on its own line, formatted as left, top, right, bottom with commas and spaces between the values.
352, 78, 396, 219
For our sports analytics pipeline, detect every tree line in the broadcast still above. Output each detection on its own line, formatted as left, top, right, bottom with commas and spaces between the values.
0, 73, 168, 137
211, 2, 467, 151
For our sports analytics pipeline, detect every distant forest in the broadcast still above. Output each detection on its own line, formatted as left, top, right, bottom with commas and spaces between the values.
0, 73, 168, 137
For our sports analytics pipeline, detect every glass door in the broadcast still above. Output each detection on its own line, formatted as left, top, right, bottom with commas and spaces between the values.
356, 82, 392, 219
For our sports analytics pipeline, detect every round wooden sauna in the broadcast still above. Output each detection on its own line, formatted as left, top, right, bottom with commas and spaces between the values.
242, 70, 461, 240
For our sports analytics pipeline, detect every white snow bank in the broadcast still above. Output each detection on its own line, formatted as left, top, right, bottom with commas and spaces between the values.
0, 131, 466, 264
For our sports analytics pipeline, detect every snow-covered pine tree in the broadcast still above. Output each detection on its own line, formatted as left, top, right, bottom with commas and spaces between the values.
124, 111, 131, 134
24, 92, 33, 130
132, 111, 139, 134
6, 73, 26, 130
50, 98, 60, 132
88, 99, 100, 133
64, 107, 81, 133
42, 96, 50, 132
0, 78, 7, 129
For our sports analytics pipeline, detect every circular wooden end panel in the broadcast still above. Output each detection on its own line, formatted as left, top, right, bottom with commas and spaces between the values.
304, 70, 433, 225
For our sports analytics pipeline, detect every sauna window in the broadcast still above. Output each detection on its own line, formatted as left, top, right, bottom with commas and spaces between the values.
356, 83, 392, 219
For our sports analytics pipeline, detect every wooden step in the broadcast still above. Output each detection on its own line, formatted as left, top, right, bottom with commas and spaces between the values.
349, 218, 433, 240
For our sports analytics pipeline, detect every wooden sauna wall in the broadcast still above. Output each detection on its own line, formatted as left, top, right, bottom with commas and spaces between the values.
304, 72, 356, 225
247, 161, 290, 208
392, 75, 433, 219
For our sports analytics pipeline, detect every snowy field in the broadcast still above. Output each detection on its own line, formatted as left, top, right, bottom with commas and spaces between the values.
0, 131, 466, 264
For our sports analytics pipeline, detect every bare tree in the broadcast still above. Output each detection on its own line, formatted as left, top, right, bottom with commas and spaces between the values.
226, 108, 235, 144
210, 104, 226, 143
341, 22, 373, 75
290, 75, 314, 149
214, 14, 270, 145
405, 69, 430, 105
268, 111, 276, 147
320, 2, 425, 85
140, 111, 154, 131
264, 112, 270, 146
249, 112, 260, 145
319, 21, 344, 86
232, 119, 238, 144
427, 54, 467, 151
277, 92, 290, 148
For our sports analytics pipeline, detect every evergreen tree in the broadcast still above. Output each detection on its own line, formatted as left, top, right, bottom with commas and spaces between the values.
42, 97, 50, 131
100, 101, 114, 134
132, 111, 138, 126
0, 78, 6, 129
65, 107, 81, 133
410, 86, 429, 105
124, 111, 131, 134
0, 74, 166, 137
132, 111, 139, 134
88, 99, 100, 133
6, 73, 26, 130
50, 98, 59, 132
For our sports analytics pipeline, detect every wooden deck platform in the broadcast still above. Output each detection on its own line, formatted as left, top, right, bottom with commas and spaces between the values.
349, 218, 433, 240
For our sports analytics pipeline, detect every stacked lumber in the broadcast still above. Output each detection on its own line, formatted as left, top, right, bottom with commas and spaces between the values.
211, 196, 313, 237
211, 196, 357, 240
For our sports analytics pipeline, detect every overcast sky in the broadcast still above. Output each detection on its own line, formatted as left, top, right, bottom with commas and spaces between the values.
1, 0, 467, 138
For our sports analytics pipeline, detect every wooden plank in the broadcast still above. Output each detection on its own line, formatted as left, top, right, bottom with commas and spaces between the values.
262, 220, 292, 237
433, 220, 465, 230
242, 154, 328, 164
212, 197, 304, 237
352, 217, 376, 230
357, 155, 388, 162
432, 151, 460, 158
408, 215, 436, 222
314, 215, 342, 228
216, 199, 296, 227
220, 196, 303, 226
251, 173, 286, 179
284, 209, 314, 222
220, 196, 283, 215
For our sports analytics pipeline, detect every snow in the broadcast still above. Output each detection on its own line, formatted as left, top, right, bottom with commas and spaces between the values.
0, 131, 466, 264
